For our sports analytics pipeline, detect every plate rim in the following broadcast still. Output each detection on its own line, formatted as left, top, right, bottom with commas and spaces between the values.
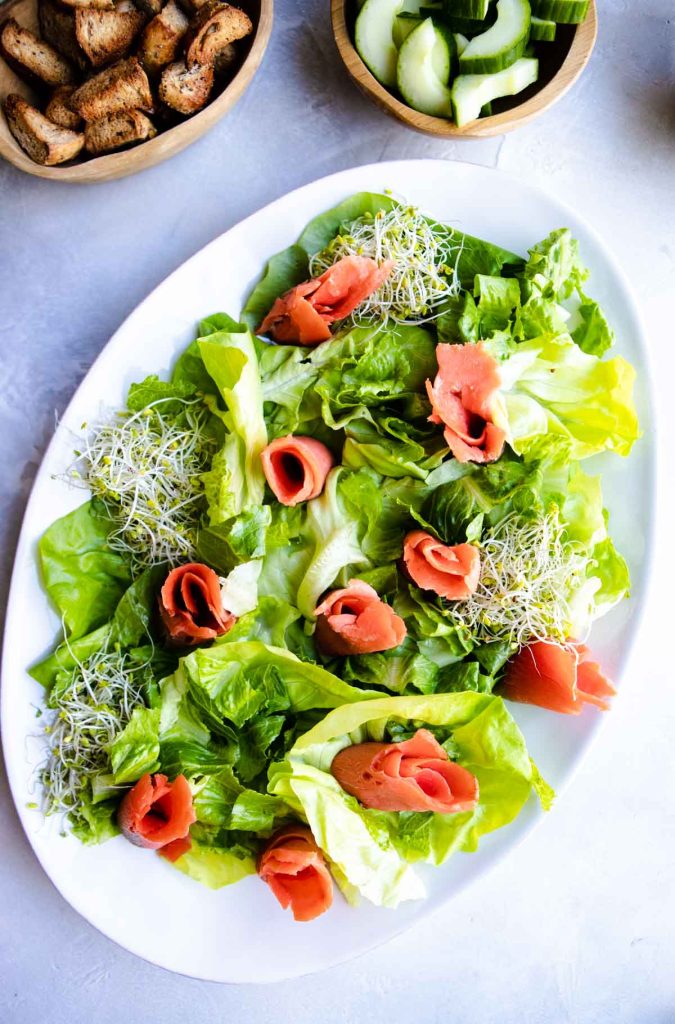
1, 158, 656, 983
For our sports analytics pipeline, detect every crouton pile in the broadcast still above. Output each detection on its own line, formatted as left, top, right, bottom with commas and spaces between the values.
0, 0, 253, 166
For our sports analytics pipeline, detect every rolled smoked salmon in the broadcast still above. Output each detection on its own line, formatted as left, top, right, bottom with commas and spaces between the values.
331, 728, 479, 814
261, 435, 334, 506
426, 342, 506, 463
118, 773, 196, 850
403, 530, 480, 600
501, 641, 616, 714
159, 562, 236, 645
258, 825, 333, 922
314, 579, 406, 656
258, 256, 394, 345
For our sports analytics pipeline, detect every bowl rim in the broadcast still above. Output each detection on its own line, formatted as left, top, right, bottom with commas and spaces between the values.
331, 0, 597, 139
0, 0, 274, 182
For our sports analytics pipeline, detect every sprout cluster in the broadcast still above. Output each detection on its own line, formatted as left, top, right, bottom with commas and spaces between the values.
451, 508, 587, 646
76, 398, 214, 574
309, 204, 460, 324
41, 643, 149, 829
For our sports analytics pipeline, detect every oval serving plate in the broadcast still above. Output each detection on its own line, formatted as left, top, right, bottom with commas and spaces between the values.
1, 159, 654, 983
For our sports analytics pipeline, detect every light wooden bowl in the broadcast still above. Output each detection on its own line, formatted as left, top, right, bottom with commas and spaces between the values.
332, 0, 597, 138
0, 0, 273, 181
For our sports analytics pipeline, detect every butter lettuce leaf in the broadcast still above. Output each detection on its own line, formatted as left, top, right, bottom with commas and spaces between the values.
269, 693, 547, 906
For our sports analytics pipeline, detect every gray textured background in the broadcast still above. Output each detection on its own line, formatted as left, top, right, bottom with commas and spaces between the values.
1, 2, 674, 1021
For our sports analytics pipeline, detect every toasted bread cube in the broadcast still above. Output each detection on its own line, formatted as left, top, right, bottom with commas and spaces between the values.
75, 0, 146, 67
84, 107, 156, 152
184, 2, 251, 69
60, 0, 115, 9
135, 0, 164, 16
4, 92, 84, 164
38, 0, 88, 69
70, 56, 152, 119
137, 0, 188, 75
45, 84, 83, 128
159, 58, 212, 114
0, 17, 76, 87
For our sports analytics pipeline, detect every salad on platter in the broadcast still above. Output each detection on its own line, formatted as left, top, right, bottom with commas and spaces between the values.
30, 190, 639, 922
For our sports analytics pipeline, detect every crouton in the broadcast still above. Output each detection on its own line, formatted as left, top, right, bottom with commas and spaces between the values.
60, 0, 115, 9
70, 56, 152, 119
75, 0, 146, 67
214, 40, 236, 74
159, 58, 212, 114
134, 0, 164, 16
3, 92, 84, 164
84, 107, 156, 152
38, 0, 87, 69
184, 2, 251, 69
137, 0, 188, 75
45, 84, 82, 128
0, 17, 76, 87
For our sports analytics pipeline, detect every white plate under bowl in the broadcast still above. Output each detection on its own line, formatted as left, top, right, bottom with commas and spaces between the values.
1, 160, 654, 983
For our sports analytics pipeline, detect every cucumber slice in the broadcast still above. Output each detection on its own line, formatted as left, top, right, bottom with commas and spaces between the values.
393, 12, 422, 47
442, 0, 490, 16
454, 31, 470, 53
459, 0, 530, 74
356, 0, 404, 87
397, 17, 453, 117
451, 55, 538, 125
530, 14, 556, 39
437, 10, 492, 33
531, 0, 588, 23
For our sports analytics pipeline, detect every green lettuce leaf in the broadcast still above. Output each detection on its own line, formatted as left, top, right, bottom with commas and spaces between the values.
196, 505, 271, 575
496, 333, 640, 459
269, 693, 546, 906
168, 830, 256, 890
37, 501, 132, 640
110, 706, 160, 784
197, 323, 267, 522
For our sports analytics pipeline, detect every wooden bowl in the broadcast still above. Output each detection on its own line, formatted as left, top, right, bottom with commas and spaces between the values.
332, 0, 597, 138
0, 0, 273, 181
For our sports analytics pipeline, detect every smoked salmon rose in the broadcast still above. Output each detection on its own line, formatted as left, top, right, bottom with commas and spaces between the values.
118, 773, 196, 850
261, 435, 334, 506
501, 641, 616, 714
403, 530, 480, 600
258, 255, 394, 345
426, 342, 506, 463
258, 825, 333, 922
159, 562, 236, 645
331, 728, 479, 814
314, 579, 406, 656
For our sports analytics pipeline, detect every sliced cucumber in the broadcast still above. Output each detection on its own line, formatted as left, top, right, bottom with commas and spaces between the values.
442, 0, 490, 16
451, 55, 538, 125
531, 0, 588, 23
439, 0, 497, 35
397, 17, 453, 117
356, 0, 404, 87
530, 14, 556, 39
459, 0, 530, 74
454, 31, 470, 53
393, 12, 423, 47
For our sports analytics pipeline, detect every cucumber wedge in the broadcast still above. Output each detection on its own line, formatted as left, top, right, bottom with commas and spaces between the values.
397, 17, 453, 117
459, 0, 530, 74
454, 31, 469, 53
393, 12, 423, 47
531, 0, 588, 22
442, 0, 490, 16
437, 4, 496, 33
451, 55, 538, 125
530, 14, 556, 39
356, 0, 404, 87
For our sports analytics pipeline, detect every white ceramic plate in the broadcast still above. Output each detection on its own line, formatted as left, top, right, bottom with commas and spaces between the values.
1, 160, 654, 983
